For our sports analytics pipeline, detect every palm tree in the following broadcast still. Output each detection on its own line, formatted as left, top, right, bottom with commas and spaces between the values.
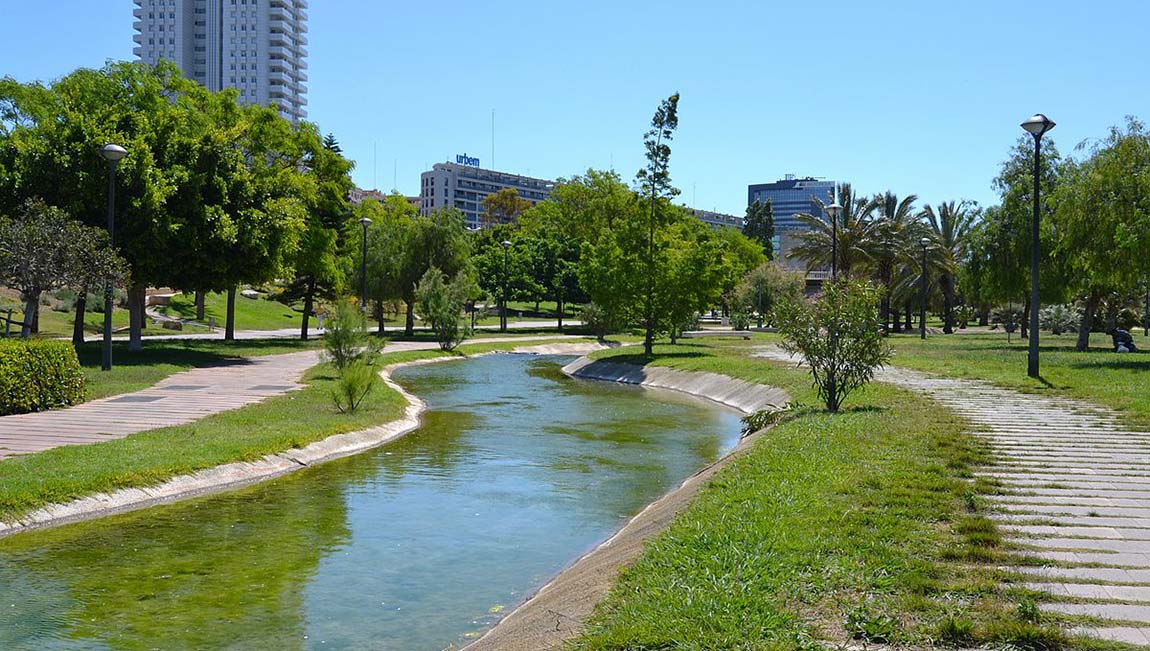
788, 183, 880, 278
872, 192, 920, 332
923, 201, 976, 333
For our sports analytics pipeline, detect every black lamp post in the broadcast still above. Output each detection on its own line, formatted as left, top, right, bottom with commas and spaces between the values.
358, 217, 372, 312
920, 237, 930, 340
98, 143, 127, 371
1021, 113, 1056, 378
826, 201, 843, 279
500, 240, 512, 333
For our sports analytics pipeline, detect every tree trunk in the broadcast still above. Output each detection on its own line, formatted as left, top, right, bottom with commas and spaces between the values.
375, 300, 386, 335
404, 299, 415, 337
128, 285, 146, 352
72, 294, 87, 346
195, 289, 206, 321
670, 327, 678, 345
20, 291, 38, 338
891, 305, 903, 333
225, 286, 237, 341
557, 298, 564, 332
942, 275, 955, 334
979, 306, 989, 327
30, 298, 40, 334
1076, 293, 1099, 352
300, 276, 315, 341
880, 293, 891, 335
904, 300, 913, 330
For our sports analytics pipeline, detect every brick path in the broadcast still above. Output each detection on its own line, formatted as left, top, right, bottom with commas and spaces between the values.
755, 347, 1150, 646
0, 335, 583, 462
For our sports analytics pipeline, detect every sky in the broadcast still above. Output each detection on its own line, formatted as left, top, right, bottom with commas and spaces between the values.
1, 1, 1147, 216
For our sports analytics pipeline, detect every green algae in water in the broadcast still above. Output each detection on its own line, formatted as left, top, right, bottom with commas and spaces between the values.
0, 354, 741, 650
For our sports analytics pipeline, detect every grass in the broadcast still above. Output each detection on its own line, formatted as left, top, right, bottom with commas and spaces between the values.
75, 338, 323, 401
880, 329, 1150, 427
159, 291, 306, 331
0, 336, 588, 524
575, 340, 1075, 649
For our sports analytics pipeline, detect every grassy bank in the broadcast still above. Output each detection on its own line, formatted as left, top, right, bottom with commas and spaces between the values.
0, 338, 586, 523
576, 341, 1069, 649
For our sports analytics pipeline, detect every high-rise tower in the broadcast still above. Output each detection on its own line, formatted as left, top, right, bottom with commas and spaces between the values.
132, 0, 308, 122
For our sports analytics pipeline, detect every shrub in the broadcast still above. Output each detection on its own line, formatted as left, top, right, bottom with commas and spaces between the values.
1039, 304, 1078, 335
580, 303, 613, 342
331, 359, 378, 414
0, 339, 85, 415
322, 299, 374, 371
730, 311, 751, 331
774, 278, 892, 412
731, 262, 805, 324
416, 267, 475, 351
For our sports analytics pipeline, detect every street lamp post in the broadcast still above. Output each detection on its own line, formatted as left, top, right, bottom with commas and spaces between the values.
98, 143, 127, 372
500, 240, 512, 333
826, 201, 843, 279
1021, 114, 1056, 378
358, 217, 372, 312
920, 237, 930, 340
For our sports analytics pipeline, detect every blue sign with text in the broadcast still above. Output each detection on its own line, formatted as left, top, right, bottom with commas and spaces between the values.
456, 153, 480, 167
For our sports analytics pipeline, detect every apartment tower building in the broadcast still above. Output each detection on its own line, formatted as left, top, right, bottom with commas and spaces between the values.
132, 0, 308, 122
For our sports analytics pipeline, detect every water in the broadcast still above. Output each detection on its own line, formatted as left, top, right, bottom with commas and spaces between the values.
0, 355, 742, 651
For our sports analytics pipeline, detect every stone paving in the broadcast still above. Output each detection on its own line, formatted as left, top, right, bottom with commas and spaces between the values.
754, 347, 1150, 646
0, 335, 581, 462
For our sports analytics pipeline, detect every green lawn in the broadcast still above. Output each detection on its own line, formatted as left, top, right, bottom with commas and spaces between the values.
576, 341, 1073, 649
7, 306, 211, 339
159, 291, 306, 331
0, 336, 589, 524
76, 339, 322, 401
880, 330, 1150, 427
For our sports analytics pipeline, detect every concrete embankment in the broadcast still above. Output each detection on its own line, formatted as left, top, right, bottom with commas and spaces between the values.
464, 357, 789, 651
0, 341, 605, 539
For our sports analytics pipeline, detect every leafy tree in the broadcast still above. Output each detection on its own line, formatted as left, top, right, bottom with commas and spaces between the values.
0, 200, 127, 337
713, 226, 767, 308
357, 193, 418, 333
774, 278, 892, 412
663, 218, 727, 343
731, 262, 805, 326
1054, 117, 1150, 350
789, 183, 880, 277
395, 208, 471, 335
481, 188, 532, 226
923, 200, 977, 333
742, 199, 775, 259
636, 92, 681, 356
416, 266, 475, 351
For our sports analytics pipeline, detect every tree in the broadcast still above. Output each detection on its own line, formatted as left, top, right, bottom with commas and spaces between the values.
636, 92, 681, 356
416, 267, 475, 351
322, 133, 342, 154
0, 200, 128, 337
481, 188, 532, 226
871, 192, 920, 332
357, 193, 418, 333
788, 183, 880, 277
1054, 117, 1150, 350
774, 278, 892, 412
742, 199, 775, 260
731, 262, 805, 326
397, 209, 471, 335
923, 200, 977, 333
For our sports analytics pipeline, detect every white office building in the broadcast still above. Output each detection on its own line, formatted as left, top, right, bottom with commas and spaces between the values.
132, 0, 309, 122
419, 159, 554, 230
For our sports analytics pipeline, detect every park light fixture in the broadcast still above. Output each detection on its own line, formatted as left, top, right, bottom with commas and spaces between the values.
1020, 113, 1055, 378
99, 143, 127, 372
357, 217, 372, 313
826, 202, 842, 279
920, 237, 931, 340
500, 240, 512, 333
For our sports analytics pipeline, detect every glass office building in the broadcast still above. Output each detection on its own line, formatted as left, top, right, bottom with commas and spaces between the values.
746, 176, 836, 267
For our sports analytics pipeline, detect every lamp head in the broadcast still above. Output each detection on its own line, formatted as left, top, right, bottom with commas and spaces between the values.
1021, 114, 1056, 137
99, 143, 128, 164
826, 202, 843, 219
501, 240, 512, 248
920, 237, 932, 248
358, 217, 372, 226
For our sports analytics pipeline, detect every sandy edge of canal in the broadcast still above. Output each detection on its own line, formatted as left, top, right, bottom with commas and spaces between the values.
0, 341, 608, 539
461, 357, 790, 651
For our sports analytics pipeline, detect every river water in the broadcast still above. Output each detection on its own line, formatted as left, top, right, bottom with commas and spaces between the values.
0, 354, 741, 650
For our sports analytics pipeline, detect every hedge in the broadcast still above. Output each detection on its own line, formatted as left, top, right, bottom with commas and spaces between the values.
0, 339, 85, 416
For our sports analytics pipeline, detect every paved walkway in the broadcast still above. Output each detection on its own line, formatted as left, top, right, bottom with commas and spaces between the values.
755, 347, 1150, 646
81, 319, 583, 343
0, 335, 582, 462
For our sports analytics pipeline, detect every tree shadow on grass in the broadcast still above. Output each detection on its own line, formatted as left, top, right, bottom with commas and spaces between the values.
1067, 357, 1150, 373
596, 351, 709, 368
70, 340, 316, 370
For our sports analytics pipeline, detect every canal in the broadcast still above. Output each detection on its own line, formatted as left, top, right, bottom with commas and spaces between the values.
0, 354, 742, 650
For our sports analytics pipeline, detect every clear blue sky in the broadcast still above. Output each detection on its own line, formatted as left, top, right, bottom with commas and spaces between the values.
1, 1, 1147, 216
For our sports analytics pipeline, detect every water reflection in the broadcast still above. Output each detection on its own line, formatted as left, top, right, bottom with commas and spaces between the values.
0, 354, 741, 651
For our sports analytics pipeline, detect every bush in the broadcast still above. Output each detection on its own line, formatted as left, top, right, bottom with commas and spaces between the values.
0, 339, 85, 415
730, 311, 751, 331
579, 303, 613, 342
731, 262, 805, 324
416, 267, 474, 352
322, 300, 374, 371
1040, 304, 1078, 335
774, 278, 892, 412
331, 359, 378, 414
